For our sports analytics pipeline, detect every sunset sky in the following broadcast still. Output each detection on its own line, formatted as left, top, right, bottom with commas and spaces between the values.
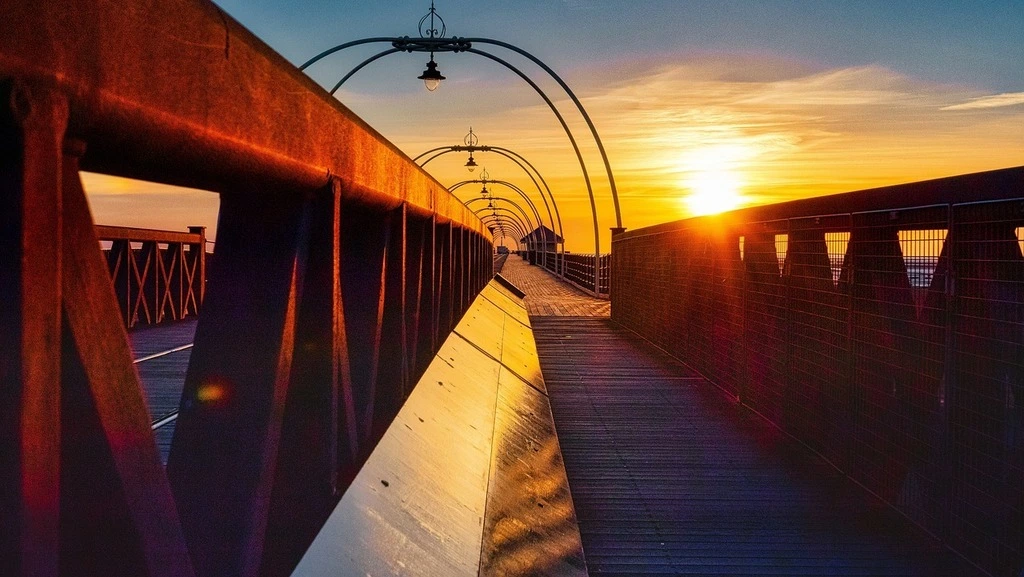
83, 0, 1024, 252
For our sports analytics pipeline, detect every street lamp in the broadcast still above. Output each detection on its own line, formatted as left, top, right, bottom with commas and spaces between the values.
417, 56, 445, 91
415, 2, 447, 91
464, 127, 479, 171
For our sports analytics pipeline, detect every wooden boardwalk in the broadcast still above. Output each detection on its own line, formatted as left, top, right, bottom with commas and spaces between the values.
130, 319, 196, 461
500, 255, 610, 317
128, 263, 978, 575
499, 262, 978, 576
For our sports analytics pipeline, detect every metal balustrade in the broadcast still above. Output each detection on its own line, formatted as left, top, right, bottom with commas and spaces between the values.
97, 225, 207, 329
524, 250, 610, 297
612, 167, 1024, 577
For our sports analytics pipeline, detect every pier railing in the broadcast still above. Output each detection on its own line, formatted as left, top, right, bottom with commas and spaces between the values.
97, 225, 207, 329
612, 166, 1024, 577
1, 1, 492, 576
525, 250, 611, 296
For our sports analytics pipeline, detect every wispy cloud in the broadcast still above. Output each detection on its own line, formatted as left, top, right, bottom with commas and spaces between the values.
941, 91, 1024, 111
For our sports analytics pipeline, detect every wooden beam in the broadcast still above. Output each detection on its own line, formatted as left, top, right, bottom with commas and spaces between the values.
59, 144, 195, 577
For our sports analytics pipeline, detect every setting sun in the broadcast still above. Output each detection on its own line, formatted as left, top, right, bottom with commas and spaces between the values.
683, 168, 745, 216
679, 144, 751, 216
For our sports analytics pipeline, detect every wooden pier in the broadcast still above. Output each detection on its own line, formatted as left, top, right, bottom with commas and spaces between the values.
500, 255, 981, 576
129, 256, 983, 574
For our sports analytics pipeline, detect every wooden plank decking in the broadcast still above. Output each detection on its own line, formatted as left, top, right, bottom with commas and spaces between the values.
500, 255, 610, 317
130, 319, 196, 461
501, 259, 979, 576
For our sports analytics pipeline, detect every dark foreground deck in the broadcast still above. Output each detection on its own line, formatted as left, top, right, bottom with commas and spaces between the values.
533, 316, 977, 576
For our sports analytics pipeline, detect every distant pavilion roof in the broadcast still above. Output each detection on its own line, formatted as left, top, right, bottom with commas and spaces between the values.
520, 225, 563, 244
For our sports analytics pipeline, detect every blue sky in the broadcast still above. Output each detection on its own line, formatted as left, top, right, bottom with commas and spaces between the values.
220, 0, 1023, 90
84, 0, 1024, 251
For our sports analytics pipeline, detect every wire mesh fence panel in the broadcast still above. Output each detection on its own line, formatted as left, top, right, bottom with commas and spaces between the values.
949, 200, 1024, 575
888, 213, 952, 539
785, 216, 852, 463
845, 212, 919, 506
710, 230, 746, 397
610, 168, 1024, 577
743, 226, 789, 425
685, 233, 717, 376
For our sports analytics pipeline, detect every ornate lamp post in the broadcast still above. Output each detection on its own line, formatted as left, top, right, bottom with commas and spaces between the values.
464, 127, 478, 172
414, 3, 447, 91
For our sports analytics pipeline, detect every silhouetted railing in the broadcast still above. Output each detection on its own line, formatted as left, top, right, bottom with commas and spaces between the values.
525, 250, 610, 296
612, 166, 1024, 577
1, 1, 493, 576
97, 225, 207, 329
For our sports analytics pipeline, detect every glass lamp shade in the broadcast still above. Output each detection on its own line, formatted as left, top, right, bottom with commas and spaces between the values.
418, 59, 445, 92
423, 77, 442, 91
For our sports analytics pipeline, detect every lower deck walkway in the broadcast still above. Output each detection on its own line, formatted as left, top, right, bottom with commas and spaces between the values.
501, 256, 978, 576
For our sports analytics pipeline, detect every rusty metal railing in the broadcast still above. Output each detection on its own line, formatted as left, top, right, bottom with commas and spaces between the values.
97, 225, 207, 329
0, 1, 493, 576
612, 166, 1024, 577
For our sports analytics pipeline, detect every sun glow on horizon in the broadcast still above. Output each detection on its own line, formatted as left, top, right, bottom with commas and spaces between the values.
683, 169, 745, 216
679, 144, 752, 217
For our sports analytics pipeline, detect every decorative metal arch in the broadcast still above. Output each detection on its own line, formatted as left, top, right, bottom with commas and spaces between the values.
481, 216, 525, 250
483, 221, 524, 251
305, 43, 604, 260
415, 143, 564, 265
450, 176, 555, 272
299, 4, 624, 293
476, 207, 531, 249
465, 196, 536, 240
450, 180, 550, 249
300, 33, 621, 230
480, 217, 526, 250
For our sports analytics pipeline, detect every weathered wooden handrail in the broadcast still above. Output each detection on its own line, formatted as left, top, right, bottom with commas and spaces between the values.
612, 166, 1024, 577
1, 1, 493, 576
96, 225, 207, 329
